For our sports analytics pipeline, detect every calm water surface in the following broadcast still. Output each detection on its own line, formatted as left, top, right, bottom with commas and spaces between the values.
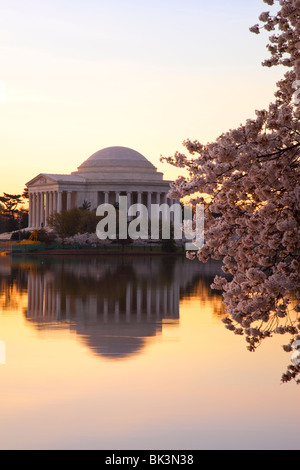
0, 254, 300, 450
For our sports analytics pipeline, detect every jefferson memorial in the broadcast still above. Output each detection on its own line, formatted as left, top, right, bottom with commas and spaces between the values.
26, 146, 174, 229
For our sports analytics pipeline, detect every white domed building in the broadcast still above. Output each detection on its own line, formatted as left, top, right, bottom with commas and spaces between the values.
26, 146, 174, 229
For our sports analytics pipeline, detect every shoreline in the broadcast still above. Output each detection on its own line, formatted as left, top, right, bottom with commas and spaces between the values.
10, 249, 186, 257
0, 239, 192, 258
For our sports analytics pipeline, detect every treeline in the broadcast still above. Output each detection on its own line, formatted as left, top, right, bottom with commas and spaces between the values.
0, 189, 29, 234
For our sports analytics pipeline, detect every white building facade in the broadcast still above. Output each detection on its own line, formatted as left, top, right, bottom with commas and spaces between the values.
26, 146, 175, 229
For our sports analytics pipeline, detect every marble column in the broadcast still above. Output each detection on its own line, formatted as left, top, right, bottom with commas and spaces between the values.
67, 191, 72, 210
49, 192, 53, 219
57, 191, 62, 213
156, 192, 161, 220
36, 193, 41, 228
45, 192, 50, 226
40, 192, 45, 227
29, 193, 33, 228
28, 194, 33, 227
137, 191, 142, 206
147, 192, 152, 220
127, 192, 132, 211
54, 191, 58, 214
33, 193, 37, 228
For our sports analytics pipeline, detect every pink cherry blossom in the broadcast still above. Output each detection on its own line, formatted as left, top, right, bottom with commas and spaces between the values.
161, 0, 300, 383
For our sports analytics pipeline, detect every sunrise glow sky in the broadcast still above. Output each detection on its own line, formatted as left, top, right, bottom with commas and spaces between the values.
0, 0, 283, 195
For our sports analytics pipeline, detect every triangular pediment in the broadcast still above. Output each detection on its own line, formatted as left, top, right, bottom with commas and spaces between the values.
26, 174, 59, 187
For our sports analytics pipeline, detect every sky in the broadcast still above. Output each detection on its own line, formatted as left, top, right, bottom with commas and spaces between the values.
0, 0, 284, 195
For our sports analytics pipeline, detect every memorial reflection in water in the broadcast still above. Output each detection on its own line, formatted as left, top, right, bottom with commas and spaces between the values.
2, 256, 300, 451
23, 255, 223, 359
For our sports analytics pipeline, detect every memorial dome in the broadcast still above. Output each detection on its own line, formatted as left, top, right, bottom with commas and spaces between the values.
73, 146, 163, 182
78, 146, 155, 169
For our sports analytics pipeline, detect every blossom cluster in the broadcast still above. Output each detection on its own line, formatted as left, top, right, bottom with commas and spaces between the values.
58, 232, 111, 247
161, 0, 300, 382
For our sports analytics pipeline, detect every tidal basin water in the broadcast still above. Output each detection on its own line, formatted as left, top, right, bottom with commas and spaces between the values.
0, 254, 300, 450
